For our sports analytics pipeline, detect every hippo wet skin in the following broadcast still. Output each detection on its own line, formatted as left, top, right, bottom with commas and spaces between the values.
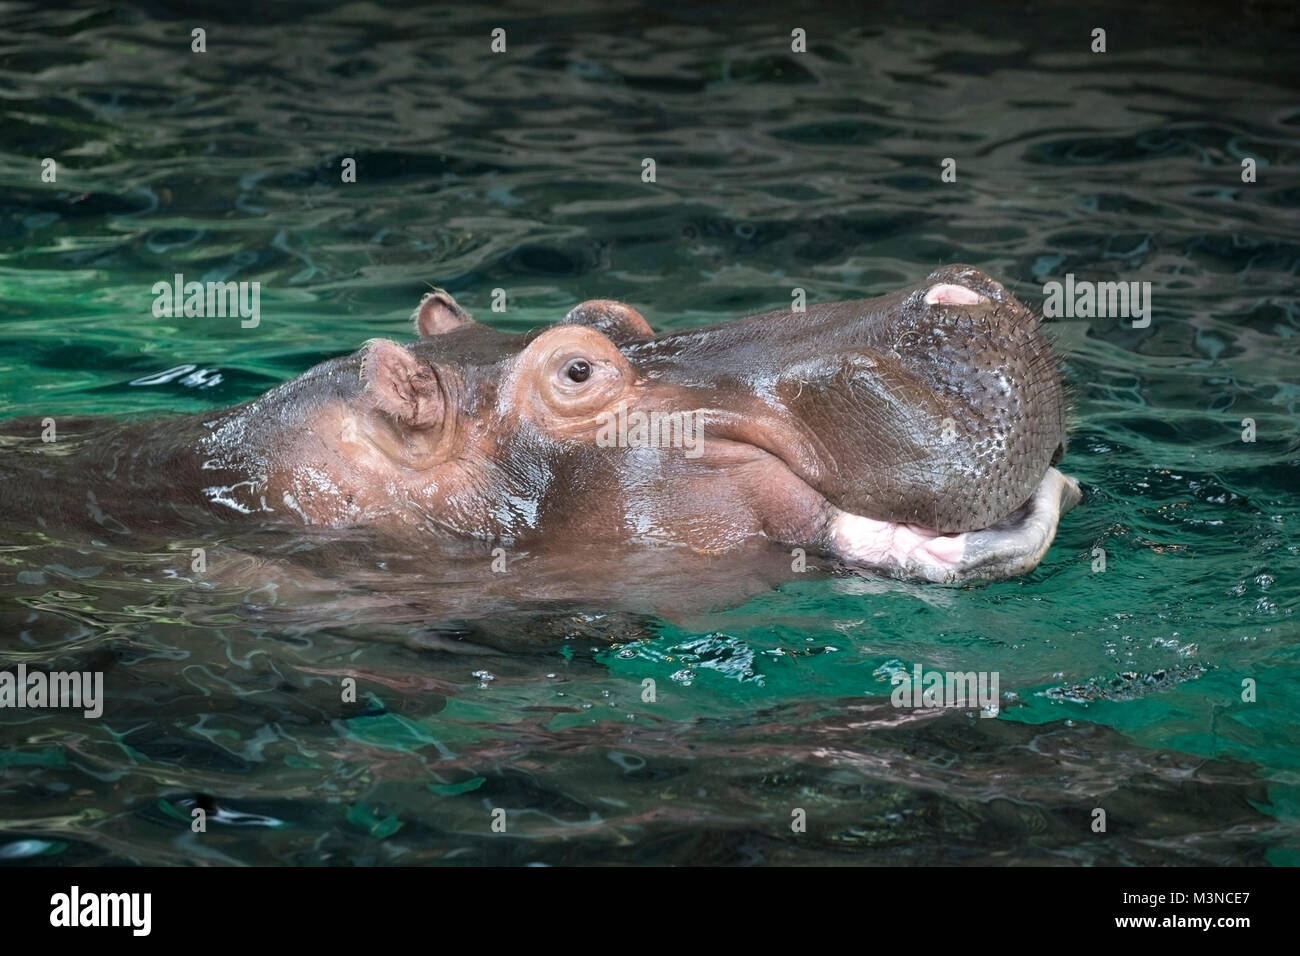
0, 265, 1079, 585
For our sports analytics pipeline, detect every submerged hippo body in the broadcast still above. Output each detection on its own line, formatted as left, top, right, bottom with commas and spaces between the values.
0, 265, 1078, 584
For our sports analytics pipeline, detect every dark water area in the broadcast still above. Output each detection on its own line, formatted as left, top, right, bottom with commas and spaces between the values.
0, 0, 1297, 865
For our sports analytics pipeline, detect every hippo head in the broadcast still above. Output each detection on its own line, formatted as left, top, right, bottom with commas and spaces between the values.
201, 265, 1079, 583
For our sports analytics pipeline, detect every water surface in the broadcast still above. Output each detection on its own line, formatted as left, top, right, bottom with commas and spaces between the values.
0, 0, 1297, 865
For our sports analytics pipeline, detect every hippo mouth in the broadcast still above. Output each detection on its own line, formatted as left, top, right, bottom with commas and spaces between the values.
821, 467, 1081, 583
697, 409, 1080, 583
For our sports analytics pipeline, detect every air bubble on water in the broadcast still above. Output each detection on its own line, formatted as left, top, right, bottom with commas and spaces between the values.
670, 669, 694, 686
618, 648, 636, 659
472, 670, 495, 688
668, 632, 763, 683
873, 659, 909, 683
546, 673, 557, 679
608, 751, 646, 772
212, 806, 286, 827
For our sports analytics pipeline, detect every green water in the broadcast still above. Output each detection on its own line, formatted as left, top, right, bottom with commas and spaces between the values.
0, 0, 1297, 864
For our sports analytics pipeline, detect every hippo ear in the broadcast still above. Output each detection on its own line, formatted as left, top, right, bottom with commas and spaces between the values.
362, 339, 443, 428
562, 299, 654, 345
413, 289, 475, 337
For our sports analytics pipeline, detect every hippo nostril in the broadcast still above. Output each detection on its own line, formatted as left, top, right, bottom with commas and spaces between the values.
924, 283, 986, 306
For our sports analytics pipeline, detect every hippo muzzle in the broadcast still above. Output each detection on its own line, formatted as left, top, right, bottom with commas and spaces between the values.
598, 263, 1082, 581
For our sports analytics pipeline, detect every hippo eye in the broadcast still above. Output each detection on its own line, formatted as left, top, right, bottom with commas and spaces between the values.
531, 328, 631, 419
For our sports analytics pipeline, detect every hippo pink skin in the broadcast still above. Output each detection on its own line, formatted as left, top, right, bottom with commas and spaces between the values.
1, 265, 1079, 583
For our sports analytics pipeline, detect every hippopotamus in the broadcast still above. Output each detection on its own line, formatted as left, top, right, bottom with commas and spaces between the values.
0, 264, 1078, 585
